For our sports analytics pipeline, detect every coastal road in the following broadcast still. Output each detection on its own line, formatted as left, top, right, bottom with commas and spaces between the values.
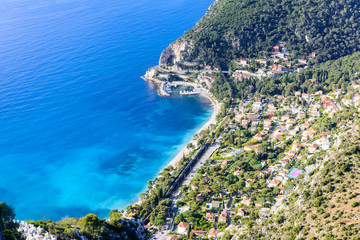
154, 65, 230, 75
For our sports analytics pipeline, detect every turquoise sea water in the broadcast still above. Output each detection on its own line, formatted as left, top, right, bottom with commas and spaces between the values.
0, 0, 214, 221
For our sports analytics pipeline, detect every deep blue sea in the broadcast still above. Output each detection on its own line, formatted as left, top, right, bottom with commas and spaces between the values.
0, 0, 214, 221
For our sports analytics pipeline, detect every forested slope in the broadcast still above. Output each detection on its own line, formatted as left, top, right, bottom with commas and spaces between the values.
254, 51, 360, 97
161, 0, 360, 67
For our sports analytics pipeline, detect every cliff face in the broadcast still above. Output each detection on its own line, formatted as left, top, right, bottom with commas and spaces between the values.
159, 40, 192, 67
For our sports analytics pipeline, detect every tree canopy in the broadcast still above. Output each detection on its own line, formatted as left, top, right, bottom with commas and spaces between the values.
178, 0, 360, 67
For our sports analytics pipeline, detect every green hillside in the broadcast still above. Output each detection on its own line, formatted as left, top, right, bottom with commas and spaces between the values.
226, 125, 360, 240
171, 0, 360, 67
255, 51, 360, 97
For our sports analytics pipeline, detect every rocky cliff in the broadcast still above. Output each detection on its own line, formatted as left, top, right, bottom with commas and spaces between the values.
159, 40, 192, 67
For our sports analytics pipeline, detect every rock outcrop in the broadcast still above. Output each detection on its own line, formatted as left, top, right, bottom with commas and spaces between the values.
159, 40, 192, 67
119, 218, 147, 240
18, 221, 57, 240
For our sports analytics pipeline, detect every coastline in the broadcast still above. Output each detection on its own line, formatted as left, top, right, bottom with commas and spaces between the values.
142, 75, 220, 169
132, 75, 220, 206
164, 88, 220, 169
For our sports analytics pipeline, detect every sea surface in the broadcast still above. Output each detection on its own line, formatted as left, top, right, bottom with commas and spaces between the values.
0, 0, 214, 221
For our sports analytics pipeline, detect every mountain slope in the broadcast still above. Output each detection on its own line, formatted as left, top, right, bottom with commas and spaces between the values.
160, 0, 360, 68
223, 124, 360, 240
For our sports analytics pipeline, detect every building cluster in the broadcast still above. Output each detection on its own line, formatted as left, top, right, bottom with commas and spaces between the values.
231, 43, 314, 82
198, 74, 216, 89
163, 81, 360, 239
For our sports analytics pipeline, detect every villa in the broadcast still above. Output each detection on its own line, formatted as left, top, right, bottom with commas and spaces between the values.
219, 212, 228, 223
269, 179, 281, 188
309, 144, 318, 153
237, 209, 246, 217
205, 212, 215, 222
208, 229, 219, 238
242, 196, 251, 206
177, 222, 189, 234
191, 230, 207, 238
206, 200, 222, 209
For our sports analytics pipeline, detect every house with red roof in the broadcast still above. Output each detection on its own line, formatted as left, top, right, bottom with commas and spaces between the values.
244, 144, 261, 152
253, 133, 263, 141
278, 170, 287, 178
269, 165, 279, 172
191, 230, 207, 238
286, 151, 296, 157
292, 143, 302, 152
309, 144, 318, 153
208, 229, 219, 238
205, 212, 215, 222
177, 222, 189, 234
280, 157, 290, 165
298, 59, 308, 64
239, 59, 248, 66
237, 208, 246, 217
271, 133, 284, 141
219, 212, 228, 223
269, 179, 281, 188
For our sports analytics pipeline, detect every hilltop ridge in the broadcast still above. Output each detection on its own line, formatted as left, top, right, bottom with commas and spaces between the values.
160, 0, 360, 69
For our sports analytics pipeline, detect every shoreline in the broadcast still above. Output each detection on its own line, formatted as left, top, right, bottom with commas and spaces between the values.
133, 75, 220, 206
164, 87, 220, 169
143, 75, 220, 168
142, 74, 221, 167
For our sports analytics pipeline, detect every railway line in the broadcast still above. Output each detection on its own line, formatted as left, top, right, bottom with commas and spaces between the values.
143, 95, 236, 225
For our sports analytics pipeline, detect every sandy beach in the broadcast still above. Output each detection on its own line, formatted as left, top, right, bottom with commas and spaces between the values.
130, 76, 220, 206
162, 84, 220, 168
142, 75, 221, 169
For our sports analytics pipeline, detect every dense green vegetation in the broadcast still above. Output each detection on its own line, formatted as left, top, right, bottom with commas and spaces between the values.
179, 0, 360, 67
0, 203, 24, 240
225, 51, 360, 100
209, 73, 233, 101
0, 203, 147, 240
25, 211, 146, 240
230, 127, 360, 239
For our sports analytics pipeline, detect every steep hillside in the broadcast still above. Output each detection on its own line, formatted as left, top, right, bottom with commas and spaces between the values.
223, 125, 360, 240
256, 51, 360, 97
160, 0, 360, 68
